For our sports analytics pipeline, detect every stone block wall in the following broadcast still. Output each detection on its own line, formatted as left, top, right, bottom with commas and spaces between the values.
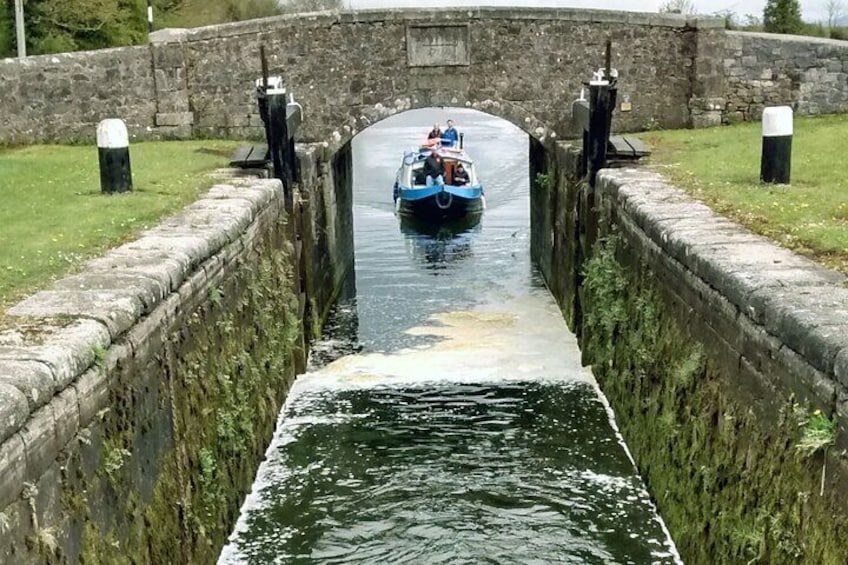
0, 46, 156, 145
724, 31, 848, 122
0, 147, 352, 562
688, 27, 728, 128
531, 146, 848, 562
298, 142, 355, 336
150, 29, 194, 139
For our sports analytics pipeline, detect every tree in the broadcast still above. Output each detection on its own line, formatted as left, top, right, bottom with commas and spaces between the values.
0, 1, 14, 57
6, 0, 286, 55
763, 0, 804, 34
825, 0, 844, 28
659, 0, 697, 14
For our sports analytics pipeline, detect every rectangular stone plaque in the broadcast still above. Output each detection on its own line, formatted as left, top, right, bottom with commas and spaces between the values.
406, 25, 470, 67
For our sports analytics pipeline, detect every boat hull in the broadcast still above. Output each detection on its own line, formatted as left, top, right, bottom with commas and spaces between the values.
396, 184, 484, 221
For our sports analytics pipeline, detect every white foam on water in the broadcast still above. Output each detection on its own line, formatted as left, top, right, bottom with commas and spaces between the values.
220, 286, 682, 564
589, 365, 684, 565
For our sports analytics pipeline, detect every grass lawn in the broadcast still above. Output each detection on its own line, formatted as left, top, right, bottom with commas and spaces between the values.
642, 114, 848, 275
0, 140, 241, 312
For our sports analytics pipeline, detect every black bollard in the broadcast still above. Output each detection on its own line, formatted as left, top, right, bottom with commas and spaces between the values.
266, 84, 292, 204
586, 41, 617, 187
147, 0, 153, 32
761, 106, 793, 184
97, 119, 132, 194
587, 78, 611, 187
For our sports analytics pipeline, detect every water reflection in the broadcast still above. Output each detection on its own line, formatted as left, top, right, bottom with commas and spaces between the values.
398, 213, 482, 239
399, 213, 482, 272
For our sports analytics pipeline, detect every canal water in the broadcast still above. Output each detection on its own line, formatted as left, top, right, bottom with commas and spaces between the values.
219, 109, 680, 564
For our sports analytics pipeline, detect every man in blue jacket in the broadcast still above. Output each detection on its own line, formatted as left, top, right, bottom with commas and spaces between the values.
442, 119, 459, 147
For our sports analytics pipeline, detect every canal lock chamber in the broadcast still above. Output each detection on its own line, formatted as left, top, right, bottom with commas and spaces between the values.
220, 109, 681, 564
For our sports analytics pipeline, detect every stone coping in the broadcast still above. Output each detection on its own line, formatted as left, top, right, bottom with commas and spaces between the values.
0, 44, 149, 66
150, 7, 722, 44
0, 175, 284, 508
597, 168, 848, 390
728, 29, 848, 48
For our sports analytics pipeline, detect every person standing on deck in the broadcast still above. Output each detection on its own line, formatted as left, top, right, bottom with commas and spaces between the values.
442, 119, 459, 148
424, 150, 445, 187
427, 123, 442, 141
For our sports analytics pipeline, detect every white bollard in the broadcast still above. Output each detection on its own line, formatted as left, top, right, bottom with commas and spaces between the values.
761, 106, 793, 185
96, 119, 133, 194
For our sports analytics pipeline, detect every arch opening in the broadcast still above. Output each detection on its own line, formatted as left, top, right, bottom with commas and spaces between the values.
314, 106, 554, 355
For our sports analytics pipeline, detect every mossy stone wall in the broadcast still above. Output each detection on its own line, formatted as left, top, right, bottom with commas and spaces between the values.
532, 143, 848, 563
0, 147, 354, 563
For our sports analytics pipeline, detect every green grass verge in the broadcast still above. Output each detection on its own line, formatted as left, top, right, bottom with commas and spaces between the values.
642, 115, 848, 274
0, 140, 241, 312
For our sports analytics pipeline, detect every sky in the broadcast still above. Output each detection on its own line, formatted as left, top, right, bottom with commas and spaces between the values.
349, 1, 833, 23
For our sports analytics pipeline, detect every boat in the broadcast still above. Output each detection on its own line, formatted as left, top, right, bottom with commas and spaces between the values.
392, 141, 485, 221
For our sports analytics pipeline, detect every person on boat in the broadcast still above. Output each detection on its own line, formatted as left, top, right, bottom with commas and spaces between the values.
424, 150, 445, 187
453, 162, 469, 186
441, 119, 458, 147
427, 123, 442, 141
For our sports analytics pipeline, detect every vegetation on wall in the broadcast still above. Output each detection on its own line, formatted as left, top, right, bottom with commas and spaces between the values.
66, 223, 302, 563
578, 232, 848, 564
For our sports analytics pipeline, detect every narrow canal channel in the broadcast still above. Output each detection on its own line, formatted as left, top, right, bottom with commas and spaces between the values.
220, 110, 681, 564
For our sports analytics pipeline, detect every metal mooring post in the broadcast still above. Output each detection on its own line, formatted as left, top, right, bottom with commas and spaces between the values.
761, 105, 793, 184
255, 46, 302, 210
267, 83, 291, 196
286, 91, 302, 186
96, 119, 133, 194
587, 41, 617, 187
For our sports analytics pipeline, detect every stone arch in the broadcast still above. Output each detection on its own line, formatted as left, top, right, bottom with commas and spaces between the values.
316, 93, 561, 157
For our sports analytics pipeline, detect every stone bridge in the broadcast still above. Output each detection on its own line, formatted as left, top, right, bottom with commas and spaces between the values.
3, 8, 848, 149
1, 8, 727, 148
156, 8, 726, 149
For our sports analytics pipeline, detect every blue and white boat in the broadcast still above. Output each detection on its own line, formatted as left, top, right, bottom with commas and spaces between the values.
392, 144, 485, 221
